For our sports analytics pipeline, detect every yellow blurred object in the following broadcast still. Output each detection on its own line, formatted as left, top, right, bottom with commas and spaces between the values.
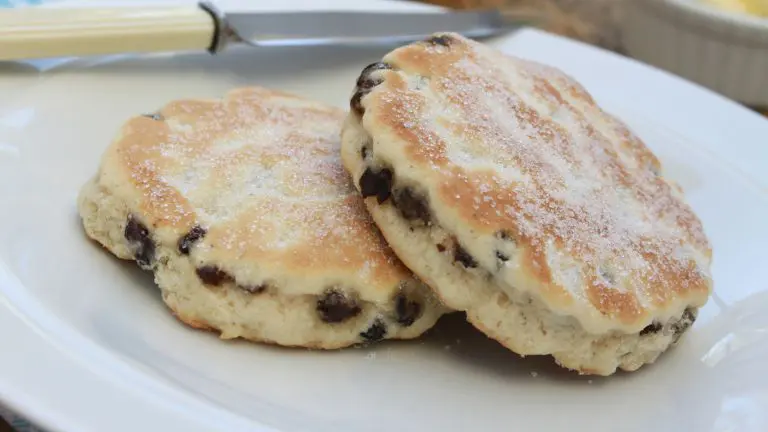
704, 0, 768, 17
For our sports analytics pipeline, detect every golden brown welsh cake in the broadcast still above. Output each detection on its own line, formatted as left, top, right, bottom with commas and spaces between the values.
340, 33, 713, 374
78, 87, 446, 349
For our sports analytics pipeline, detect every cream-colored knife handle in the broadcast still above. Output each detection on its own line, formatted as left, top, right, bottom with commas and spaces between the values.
0, 6, 217, 61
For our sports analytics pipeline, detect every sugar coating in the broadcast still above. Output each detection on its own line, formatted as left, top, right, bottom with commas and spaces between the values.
340, 33, 713, 374
78, 87, 447, 348
351, 33, 712, 333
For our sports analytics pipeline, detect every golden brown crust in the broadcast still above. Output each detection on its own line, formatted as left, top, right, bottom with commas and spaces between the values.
170, 309, 216, 333
99, 87, 413, 297
355, 34, 712, 331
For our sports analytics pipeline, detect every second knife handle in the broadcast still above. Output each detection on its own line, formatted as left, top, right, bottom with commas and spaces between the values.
0, 6, 216, 61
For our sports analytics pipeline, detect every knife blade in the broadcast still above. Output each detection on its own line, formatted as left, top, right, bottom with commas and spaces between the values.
0, 1, 513, 61
223, 10, 510, 49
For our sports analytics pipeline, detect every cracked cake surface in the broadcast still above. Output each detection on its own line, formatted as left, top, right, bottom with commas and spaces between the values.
78, 86, 446, 349
340, 33, 713, 374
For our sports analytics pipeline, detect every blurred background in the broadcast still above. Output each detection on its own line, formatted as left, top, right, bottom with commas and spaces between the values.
429, 0, 768, 115
1, 0, 766, 112
424, 0, 627, 50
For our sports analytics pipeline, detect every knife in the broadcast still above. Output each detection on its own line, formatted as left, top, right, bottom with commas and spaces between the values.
0, 1, 510, 61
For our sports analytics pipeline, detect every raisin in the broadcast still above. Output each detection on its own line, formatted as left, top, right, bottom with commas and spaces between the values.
350, 90, 366, 115
395, 294, 422, 327
495, 250, 509, 262
672, 308, 696, 335
640, 308, 696, 338
360, 319, 387, 342
124, 216, 155, 269
359, 167, 393, 204
317, 290, 361, 323
124, 216, 149, 244
436, 244, 446, 252
355, 62, 392, 88
196, 266, 233, 286
454, 244, 478, 268
671, 308, 697, 343
357, 76, 384, 91
178, 225, 206, 255
393, 188, 430, 224
639, 322, 663, 336
427, 35, 453, 46
134, 242, 156, 269
351, 63, 392, 115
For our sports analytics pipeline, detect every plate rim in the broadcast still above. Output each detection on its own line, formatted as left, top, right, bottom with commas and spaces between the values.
0, 261, 276, 432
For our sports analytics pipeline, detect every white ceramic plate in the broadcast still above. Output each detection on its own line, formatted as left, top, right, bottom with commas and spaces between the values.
1, 3, 768, 431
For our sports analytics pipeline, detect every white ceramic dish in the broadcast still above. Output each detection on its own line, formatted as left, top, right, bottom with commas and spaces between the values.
1, 3, 768, 431
623, 0, 768, 106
